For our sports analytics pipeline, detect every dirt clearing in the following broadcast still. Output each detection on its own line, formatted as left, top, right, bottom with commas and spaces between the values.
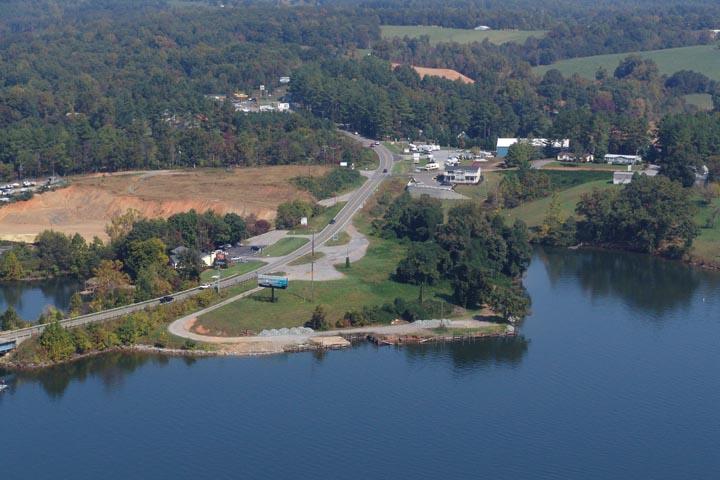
391, 63, 475, 84
0, 166, 327, 242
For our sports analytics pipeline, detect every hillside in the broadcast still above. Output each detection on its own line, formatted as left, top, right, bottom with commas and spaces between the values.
533, 45, 720, 81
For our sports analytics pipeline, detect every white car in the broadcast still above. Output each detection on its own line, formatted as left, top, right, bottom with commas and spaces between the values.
198, 283, 212, 290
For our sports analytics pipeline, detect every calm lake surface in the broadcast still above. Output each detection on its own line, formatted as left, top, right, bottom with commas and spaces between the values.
2, 248, 719, 479
0, 277, 82, 321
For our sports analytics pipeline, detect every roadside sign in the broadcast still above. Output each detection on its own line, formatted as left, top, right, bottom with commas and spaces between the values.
258, 275, 289, 289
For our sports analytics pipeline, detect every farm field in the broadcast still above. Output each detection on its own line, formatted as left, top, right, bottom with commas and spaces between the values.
0, 166, 326, 242
381, 25, 546, 45
534, 45, 720, 81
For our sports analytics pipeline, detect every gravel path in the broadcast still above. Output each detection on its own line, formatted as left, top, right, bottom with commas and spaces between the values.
280, 224, 369, 281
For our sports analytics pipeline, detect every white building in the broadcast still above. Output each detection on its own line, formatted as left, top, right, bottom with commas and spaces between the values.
612, 171, 634, 185
444, 165, 482, 184
605, 154, 642, 165
612, 165, 659, 184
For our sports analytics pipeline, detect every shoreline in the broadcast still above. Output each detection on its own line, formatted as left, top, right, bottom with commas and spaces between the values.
544, 242, 720, 272
0, 325, 518, 371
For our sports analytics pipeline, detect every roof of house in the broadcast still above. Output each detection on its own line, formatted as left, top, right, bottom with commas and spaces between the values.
446, 165, 481, 173
171, 246, 189, 255
496, 138, 518, 148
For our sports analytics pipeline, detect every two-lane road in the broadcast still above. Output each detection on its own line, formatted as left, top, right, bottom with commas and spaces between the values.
0, 134, 394, 347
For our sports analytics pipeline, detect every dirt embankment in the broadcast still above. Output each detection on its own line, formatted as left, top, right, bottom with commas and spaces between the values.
391, 63, 475, 84
0, 166, 327, 242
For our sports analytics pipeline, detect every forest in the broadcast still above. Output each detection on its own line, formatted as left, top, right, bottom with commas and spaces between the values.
1, 0, 720, 180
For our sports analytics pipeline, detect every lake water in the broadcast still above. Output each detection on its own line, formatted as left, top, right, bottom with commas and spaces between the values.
0, 277, 82, 321
2, 248, 719, 479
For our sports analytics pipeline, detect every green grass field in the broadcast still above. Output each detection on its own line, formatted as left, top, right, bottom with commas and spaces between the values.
690, 195, 720, 264
683, 93, 714, 110
454, 171, 505, 202
196, 233, 459, 334
288, 252, 325, 266
262, 237, 309, 257
504, 179, 614, 227
200, 260, 265, 282
544, 162, 643, 171
534, 45, 720, 81
324, 230, 351, 246
381, 25, 546, 45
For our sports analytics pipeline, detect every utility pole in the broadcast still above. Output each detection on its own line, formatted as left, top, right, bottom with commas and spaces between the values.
311, 232, 315, 302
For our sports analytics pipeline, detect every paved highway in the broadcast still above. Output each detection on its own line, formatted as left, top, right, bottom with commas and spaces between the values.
0, 134, 394, 347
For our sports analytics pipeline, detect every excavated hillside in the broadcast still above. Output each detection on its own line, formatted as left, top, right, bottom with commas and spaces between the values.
0, 166, 326, 242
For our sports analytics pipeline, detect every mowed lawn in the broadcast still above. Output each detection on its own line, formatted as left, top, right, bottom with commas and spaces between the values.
262, 237, 309, 257
504, 179, 614, 227
196, 233, 455, 335
690, 196, 720, 264
455, 171, 506, 202
200, 260, 265, 282
534, 45, 720, 81
683, 93, 714, 111
381, 25, 546, 45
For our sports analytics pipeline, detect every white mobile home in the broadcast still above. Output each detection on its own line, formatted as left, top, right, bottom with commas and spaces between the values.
605, 154, 642, 165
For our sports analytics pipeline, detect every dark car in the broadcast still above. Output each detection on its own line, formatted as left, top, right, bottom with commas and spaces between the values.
329, 218, 336, 224
160, 295, 174, 304
383, 168, 388, 173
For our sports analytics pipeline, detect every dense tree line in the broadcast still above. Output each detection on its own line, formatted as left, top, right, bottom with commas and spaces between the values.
576, 175, 698, 258
0, 0, 379, 179
291, 53, 692, 154
377, 192, 532, 320
654, 112, 720, 186
1, 0, 717, 181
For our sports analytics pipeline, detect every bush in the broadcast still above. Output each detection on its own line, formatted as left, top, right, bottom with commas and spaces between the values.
72, 329, 94, 354
292, 168, 362, 199
305, 305, 332, 330
275, 200, 320, 229
39, 320, 75, 362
